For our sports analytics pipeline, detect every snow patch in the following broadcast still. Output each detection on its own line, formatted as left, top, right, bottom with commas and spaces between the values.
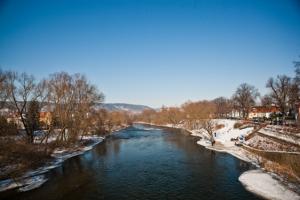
0, 135, 104, 193
0, 175, 47, 193
18, 175, 48, 192
239, 170, 300, 200
197, 139, 212, 147
0, 179, 19, 192
142, 127, 161, 131
259, 128, 300, 146
212, 119, 253, 144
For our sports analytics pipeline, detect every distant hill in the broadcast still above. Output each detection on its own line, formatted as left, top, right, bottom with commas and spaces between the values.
1, 102, 153, 114
96, 103, 153, 114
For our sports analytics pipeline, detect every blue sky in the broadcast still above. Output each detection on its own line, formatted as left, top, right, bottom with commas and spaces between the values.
0, 0, 300, 107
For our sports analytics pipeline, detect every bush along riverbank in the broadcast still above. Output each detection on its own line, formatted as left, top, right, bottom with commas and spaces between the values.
0, 125, 130, 193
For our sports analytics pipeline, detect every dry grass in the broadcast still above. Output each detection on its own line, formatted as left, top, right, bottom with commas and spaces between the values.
262, 161, 299, 182
234, 122, 243, 129
0, 139, 53, 180
243, 145, 300, 182
215, 124, 225, 130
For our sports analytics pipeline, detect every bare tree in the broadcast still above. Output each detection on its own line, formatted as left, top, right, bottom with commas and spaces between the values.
46, 72, 75, 142
201, 119, 215, 145
213, 97, 231, 118
0, 69, 8, 109
165, 107, 183, 125
72, 73, 104, 140
6, 71, 38, 143
232, 83, 260, 119
288, 82, 299, 112
92, 109, 109, 135
45, 72, 104, 142
139, 109, 157, 123
294, 58, 300, 86
266, 75, 291, 114
27, 100, 40, 140
182, 100, 216, 129
260, 94, 273, 107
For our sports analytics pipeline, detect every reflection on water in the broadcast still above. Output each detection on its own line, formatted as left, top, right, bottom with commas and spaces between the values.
0, 124, 260, 200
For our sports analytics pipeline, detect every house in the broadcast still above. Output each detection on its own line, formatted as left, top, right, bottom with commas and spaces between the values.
39, 112, 52, 125
248, 106, 280, 119
227, 110, 243, 119
6, 112, 24, 129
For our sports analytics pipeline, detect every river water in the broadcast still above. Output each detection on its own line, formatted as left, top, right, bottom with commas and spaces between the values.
1, 124, 260, 200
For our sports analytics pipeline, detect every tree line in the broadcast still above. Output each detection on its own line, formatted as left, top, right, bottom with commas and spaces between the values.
0, 70, 132, 144
137, 59, 300, 135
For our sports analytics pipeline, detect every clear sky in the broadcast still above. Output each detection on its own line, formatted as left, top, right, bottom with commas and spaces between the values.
0, 0, 300, 108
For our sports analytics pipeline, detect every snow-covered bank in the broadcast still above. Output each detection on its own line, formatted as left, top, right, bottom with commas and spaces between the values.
137, 120, 300, 199
239, 170, 300, 200
0, 175, 48, 193
194, 120, 300, 200
0, 124, 132, 193
259, 128, 300, 146
0, 135, 104, 193
193, 120, 252, 145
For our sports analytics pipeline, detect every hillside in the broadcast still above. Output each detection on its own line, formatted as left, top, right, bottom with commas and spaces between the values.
96, 103, 153, 114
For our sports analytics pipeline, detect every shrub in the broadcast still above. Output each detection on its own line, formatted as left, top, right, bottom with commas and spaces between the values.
0, 139, 52, 180
0, 116, 18, 136
215, 124, 225, 130
234, 122, 243, 129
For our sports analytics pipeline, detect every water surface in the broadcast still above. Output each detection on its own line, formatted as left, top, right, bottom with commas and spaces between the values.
0, 124, 260, 200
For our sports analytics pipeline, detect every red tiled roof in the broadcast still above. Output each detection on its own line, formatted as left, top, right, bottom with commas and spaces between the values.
250, 106, 279, 113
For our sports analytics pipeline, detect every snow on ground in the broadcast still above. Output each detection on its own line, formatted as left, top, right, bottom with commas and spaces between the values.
192, 119, 253, 148
18, 175, 48, 192
139, 120, 253, 148
213, 119, 253, 146
197, 139, 212, 147
0, 179, 19, 192
247, 135, 300, 152
206, 145, 259, 165
239, 170, 300, 200
259, 128, 300, 146
139, 121, 300, 199
0, 135, 104, 193
192, 120, 300, 199
0, 175, 48, 193
142, 127, 162, 131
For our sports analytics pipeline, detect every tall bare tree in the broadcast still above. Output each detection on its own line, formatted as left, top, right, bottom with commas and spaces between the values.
72, 73, 104, 140
0, 69, 8, 109
27, 100, 40, 141
139, 109, 157, 123
294, 58, 300, 86
46, 72, 76, 141
45, 72, 104, 142
92, 109, 109, 135
6, 71, 38, 143
213, 97, 231, 118
232, 83, 259, 119
182, 100, 216, 129
266, 75, 291, 114
165, 107, 183, 125
260, 94, 273, 107
288, 82, 299, 112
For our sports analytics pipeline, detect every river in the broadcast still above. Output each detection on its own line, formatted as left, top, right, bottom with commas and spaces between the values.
0, 124, 261, 200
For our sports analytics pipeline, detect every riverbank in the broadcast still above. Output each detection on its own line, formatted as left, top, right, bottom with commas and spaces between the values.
0, 125, 130, 193
136, 121, 300, 200
239, 170, 300, 200
0, 135, 104, 193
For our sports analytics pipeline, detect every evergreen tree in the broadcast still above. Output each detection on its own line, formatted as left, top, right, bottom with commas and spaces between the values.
27, 100, 40, 143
